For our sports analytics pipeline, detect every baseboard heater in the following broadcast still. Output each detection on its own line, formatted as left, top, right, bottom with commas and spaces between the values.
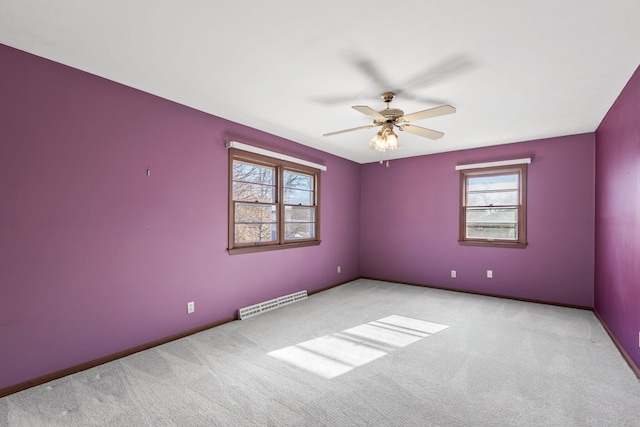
238, 290, 308, 320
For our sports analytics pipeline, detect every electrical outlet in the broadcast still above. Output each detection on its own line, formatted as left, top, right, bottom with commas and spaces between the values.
451, 270, 457, 278
337, 266, 341, 273
187, 301, 195, 314
487, 270, 493, 278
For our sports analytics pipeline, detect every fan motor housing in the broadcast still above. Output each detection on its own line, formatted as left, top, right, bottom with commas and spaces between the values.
375, 108, 404, 125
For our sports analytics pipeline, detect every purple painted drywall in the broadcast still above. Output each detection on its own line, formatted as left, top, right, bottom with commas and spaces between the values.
594, 64, 640, 371
360, 134, 595, 306
0, 44, 361, 390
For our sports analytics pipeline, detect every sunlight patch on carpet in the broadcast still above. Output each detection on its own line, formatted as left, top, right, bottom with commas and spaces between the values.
268, 315, 449, 378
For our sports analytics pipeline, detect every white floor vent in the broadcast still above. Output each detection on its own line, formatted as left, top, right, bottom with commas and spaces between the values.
238, 290, 308, 320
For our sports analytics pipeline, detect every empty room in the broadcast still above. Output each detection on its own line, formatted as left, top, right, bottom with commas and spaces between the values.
1, 1, 639, 426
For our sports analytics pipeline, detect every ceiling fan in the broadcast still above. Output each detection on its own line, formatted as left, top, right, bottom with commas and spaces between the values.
323, 92, 456, 152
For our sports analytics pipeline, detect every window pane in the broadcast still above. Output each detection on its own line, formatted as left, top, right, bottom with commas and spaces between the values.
284, 171, 313, 190
233, 182, 275, 203
285, 222, 315, 240
466, 224, 517, 240
466, 207, 518, 223
235, 223, 277, 244
285, 206, 315, 222
468, 174, 518, 192
235, 203, 276, 222
284, 188, 313, 205
467, 191, 518, 206
466, 206, 518, 239
234, 203, 277, 244
233, 161, 274, 185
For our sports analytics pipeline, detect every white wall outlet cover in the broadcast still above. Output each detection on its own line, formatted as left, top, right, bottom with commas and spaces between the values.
187, 301, 195, 313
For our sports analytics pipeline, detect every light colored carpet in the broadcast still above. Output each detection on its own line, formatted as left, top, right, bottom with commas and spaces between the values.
2, 279, 640, 426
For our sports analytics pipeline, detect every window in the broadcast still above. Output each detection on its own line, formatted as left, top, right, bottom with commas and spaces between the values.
229, 148, 320, 254
459, 163, 527, 248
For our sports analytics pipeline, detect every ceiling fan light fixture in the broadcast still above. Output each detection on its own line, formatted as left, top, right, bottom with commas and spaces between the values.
385, 129, 399, 150
370, 131, 386, 152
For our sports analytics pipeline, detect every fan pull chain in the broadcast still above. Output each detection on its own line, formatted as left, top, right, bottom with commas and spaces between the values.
378, 151, 391, 167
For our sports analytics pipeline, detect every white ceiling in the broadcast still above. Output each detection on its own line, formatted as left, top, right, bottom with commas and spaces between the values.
2, 1, 640, 164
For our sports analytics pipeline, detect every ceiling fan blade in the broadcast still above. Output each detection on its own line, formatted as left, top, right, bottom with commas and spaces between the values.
323, 124, 376, 137
312, 93, 361, 104
354, 57, 393, 90
399, 124, 445, 140
402, 54, 474, 88
352, 105, 387, 121
390, 91, 450, 106
401, 105, 456, 123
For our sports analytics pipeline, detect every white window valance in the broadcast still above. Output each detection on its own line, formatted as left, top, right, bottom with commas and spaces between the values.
226, 141, 327, 171
454, 158, 531, 171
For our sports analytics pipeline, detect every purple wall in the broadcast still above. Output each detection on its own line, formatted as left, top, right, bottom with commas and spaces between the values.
0, 44, 361, 390
360, 134, 595, 307
594, 64, 640, 370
